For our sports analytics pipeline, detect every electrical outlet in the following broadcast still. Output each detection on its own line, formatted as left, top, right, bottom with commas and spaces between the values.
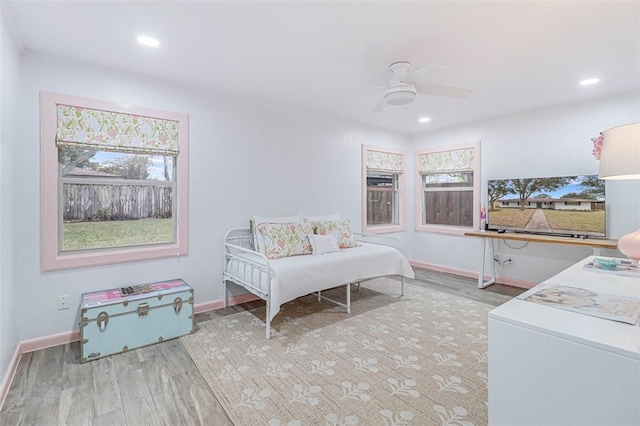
58, 295, 70, 310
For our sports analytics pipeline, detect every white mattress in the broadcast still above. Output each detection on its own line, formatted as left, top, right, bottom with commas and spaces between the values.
226, 242, 414, 321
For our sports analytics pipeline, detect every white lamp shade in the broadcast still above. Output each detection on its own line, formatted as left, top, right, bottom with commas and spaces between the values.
599, 122, 640, 180
599, 122, 640, 261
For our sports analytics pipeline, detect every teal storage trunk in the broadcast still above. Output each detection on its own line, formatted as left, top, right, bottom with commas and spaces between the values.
80, 279, 195, 363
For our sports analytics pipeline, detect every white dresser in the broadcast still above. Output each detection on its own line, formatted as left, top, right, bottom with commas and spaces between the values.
488, 256, 640, 426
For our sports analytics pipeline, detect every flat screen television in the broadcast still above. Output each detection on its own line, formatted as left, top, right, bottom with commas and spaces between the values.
486, 174, 606, 238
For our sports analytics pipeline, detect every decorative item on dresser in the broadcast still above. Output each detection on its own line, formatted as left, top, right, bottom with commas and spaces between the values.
598, 122, 640, 261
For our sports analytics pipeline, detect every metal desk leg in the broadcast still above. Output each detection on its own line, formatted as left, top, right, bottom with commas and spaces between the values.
479, 237, 496, 289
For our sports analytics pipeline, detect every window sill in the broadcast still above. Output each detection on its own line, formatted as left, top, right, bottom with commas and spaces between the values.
363, 224, 406, 234
415, 224, 475, 236
42, 242, 188, 272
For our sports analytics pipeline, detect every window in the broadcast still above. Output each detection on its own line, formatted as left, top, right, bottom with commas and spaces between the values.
367, 172, 398, 225
41, 92, 189, 271
414, 143, 480, 234
362, 145, 406, 233
59, 150, 175, 251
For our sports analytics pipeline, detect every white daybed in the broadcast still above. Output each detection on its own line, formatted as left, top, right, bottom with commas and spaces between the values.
223, 228, 415, 338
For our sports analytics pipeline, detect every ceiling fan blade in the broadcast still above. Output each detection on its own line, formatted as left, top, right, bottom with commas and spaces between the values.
409, 62, 448, 84
371, 97, 387, 113
415, 84, 473, 98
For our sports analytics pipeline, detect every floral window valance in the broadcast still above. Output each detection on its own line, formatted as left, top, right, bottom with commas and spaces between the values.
418, 147, 474, 175
366, 149, 404, 173
56, 104, 180, 156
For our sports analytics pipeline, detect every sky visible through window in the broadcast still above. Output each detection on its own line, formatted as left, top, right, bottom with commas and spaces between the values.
88, 151, 173, 181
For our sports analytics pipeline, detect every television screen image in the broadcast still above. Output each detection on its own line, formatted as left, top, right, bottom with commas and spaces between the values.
486, 174, 606, 238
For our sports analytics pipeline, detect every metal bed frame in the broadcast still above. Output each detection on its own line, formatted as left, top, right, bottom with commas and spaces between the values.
222, 228, 407, 338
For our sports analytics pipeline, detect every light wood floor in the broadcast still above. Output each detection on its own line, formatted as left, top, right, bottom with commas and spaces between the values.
0, 268, 525, 425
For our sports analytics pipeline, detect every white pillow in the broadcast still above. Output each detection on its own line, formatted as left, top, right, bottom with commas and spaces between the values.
308, 233, 341, 255
253, 214, 304, 254
303, 213, 340, 223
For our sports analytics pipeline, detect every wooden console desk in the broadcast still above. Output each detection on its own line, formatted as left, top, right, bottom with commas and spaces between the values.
464, 231, 618, 288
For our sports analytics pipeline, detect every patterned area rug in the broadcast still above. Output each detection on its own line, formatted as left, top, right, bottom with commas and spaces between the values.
181, 279, 492, 426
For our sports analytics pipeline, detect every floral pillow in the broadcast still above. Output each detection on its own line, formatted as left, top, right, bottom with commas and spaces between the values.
253, 214, 304, 254
257, 222, 314, 259
312, 219, 359, 248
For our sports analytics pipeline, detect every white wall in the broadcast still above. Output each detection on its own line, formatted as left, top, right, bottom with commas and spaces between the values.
14, 52, 409, 341
408, 91, 640, 285
0, 8, 21, 394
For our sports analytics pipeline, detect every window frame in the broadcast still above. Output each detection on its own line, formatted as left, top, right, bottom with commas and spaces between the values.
414, 142, 480, 235
361, 145, 406, 234
41, 91, 189, 271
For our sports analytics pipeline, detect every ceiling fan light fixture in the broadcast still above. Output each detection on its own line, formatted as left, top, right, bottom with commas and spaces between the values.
384, 86, 417, 105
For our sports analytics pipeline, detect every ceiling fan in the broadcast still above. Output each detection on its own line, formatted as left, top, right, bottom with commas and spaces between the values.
371, 61, 472, 112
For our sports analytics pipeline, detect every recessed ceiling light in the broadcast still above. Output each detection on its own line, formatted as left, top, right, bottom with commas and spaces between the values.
579, 77, 599, 86
137, 35, 160, 47
418, 117, 431, 123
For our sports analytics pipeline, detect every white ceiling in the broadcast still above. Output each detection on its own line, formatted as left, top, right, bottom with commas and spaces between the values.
3, 1, 640, 134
